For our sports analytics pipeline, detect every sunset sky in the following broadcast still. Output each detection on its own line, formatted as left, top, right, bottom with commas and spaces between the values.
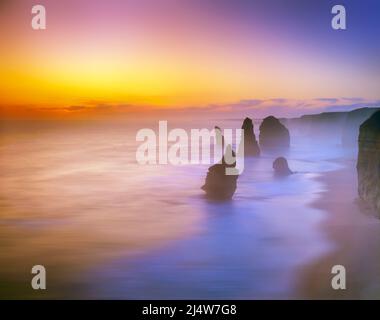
1, 0, 379, 118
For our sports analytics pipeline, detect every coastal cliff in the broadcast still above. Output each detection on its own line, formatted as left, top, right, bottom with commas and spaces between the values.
282, 107, 380, 145
357, 111, 380, 214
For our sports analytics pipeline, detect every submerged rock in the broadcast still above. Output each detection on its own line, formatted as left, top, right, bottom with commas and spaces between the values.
273, 157, 293, 176
238, 117, 260, 157
201, 145, 239, 200
259, 116, 290, 150
357, 111, 380, 214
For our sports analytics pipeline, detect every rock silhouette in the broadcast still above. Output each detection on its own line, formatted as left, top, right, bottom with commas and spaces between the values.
357, 111, 380, 214
259, 116, 290, 150
214, 126, 224, 159
238, 117, 260, 157
273, 157, 293, 176
201, 145, 239, 200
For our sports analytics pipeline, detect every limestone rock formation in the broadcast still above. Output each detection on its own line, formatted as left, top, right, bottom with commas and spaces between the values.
214, 126, 224, 159
202, 145, 239, 200
281, 111, 347, 143
259, 116, 290, 150
357, 111, 380, 214
273, 157, 293, 176
238, 117, 260, 157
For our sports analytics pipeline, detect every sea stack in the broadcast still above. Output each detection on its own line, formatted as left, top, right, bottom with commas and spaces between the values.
215, 126, 224, 146
273, 157, 293, 176
201, 145, 239, 200
238, 117, 260, 157
357, 111, 380, 214
259, 116, 290, 150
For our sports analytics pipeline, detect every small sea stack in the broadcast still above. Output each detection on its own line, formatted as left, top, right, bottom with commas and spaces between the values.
259, 116, 290, 150
273, 157, 293, 176
214, 126, 224, 156
238, 117, 260, 157
201, 145, 239, 200
357, 111, 380, 214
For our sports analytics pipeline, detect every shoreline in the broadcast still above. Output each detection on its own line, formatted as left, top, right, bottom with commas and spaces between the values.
297, 159, 380, 299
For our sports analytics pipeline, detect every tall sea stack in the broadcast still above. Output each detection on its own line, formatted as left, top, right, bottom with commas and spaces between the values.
357, 111, 380, 214
238, 117, 260, 157
259, 116, 290, 150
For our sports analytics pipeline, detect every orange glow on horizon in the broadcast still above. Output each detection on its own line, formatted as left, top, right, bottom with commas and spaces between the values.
1, 0, 379, 119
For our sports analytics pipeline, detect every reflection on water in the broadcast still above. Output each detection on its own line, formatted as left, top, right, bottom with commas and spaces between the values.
0, 120, 355, 298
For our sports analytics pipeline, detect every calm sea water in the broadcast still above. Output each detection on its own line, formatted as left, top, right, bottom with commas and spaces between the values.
0, 119, 355, 298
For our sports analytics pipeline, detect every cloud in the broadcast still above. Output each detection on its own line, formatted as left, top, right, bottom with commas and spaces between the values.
170, 97, 380, 118
313, 98, 339, 103
341, 97, 365, 102
323, 100, 380, 112
35, 103, 133, 113
65, 105, 88, 112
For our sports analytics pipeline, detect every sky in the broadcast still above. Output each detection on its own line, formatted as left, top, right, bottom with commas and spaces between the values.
0, 0, 379, 119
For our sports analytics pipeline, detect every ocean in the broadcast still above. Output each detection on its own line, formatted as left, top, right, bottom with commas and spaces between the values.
0, 118, 356, 298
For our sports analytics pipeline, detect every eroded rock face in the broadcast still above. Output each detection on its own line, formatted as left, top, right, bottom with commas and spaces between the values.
273, 157, 293, 176
357, 111, 380, 214
238, 117, 260, 157
201, 145, 238, 200
259, 116, 290, 150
